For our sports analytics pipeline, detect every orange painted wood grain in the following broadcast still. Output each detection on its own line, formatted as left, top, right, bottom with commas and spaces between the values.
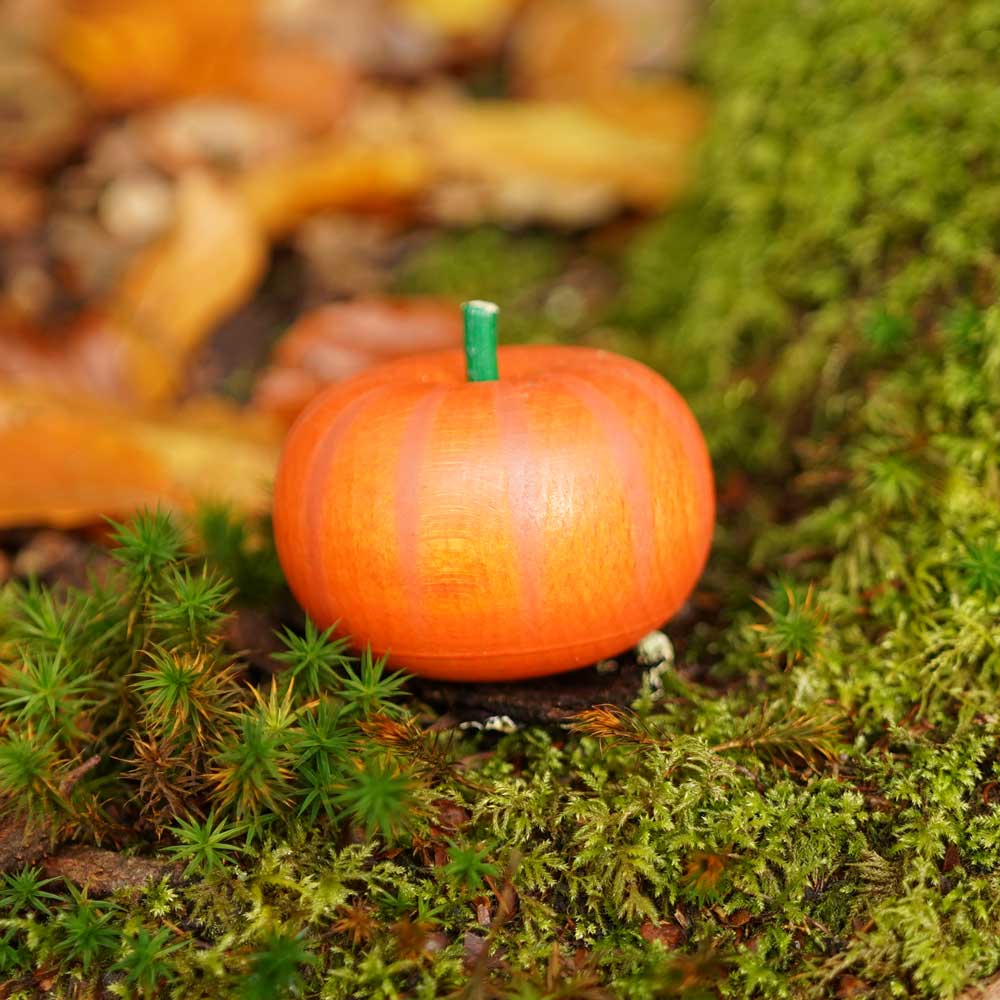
274, 344, 714, 681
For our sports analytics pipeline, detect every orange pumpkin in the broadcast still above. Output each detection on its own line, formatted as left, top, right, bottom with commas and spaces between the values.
273, 302, 714, 682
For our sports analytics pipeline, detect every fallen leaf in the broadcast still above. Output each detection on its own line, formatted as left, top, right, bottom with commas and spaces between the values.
9, 528, 115, 591
252, 297, 462, 425
51, 0, 254, 109
836, 977, 871, 998
463, 931, 487, 970
295, 216, 400, 299
640, 920, 685, 948
224, 608, 286, 674
596, 0, 704, 74
5, 154, 426, 410
0, 386, 280, 529
110, 170, 268, 403
942, 842, 961, 873
424, 92, 707, 222
721, 909, 752, 928
391, 917, 439, 959
586, 80, 707, 141
241, 41, 358, 133
431, 798, 470, 830
51, 0, 356, 130
343, 85, 706, 225
237, 140, 430, 236
11, 529, 83, 579
233, 75, 706, 227
0, 811, 51, 874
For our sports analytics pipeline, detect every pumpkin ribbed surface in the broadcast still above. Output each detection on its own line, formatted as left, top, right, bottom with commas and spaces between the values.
274, 344, 714, 681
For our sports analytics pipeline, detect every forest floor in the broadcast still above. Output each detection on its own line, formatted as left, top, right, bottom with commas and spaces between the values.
4, 1, 1000, 998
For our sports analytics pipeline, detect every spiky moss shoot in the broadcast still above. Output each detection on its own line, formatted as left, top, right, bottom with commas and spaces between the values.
52, 888, 119, 973
110, 927, 184, 998
443, 840, 500, 894
0, 509, 436, 994
166, 811, 248, 878
960, 543, 1000, 601
750, 583, 826, 666
241, 933, 317, 1000
0, 866, 60, 916
134, 649, 240, 742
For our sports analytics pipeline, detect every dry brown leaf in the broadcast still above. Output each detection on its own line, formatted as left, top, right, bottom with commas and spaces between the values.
110, 170, 268, 403
42, 846, 176, 895
237, 141, 430, 235
51, 0, 356, 130
51, 0, 254, 108
253, 297, 462, 425
0, 386, 280, 529
238, 41, 358, 133
640, 920, 685, 948
587, 80, 707, 139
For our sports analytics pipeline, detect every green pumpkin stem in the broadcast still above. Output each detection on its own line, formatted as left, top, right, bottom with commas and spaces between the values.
463, 300, 500, 382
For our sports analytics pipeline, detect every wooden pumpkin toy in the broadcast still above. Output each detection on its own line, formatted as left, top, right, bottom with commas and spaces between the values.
273, 300, 714, 682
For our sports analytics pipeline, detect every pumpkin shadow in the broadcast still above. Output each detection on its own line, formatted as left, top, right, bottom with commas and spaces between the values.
408, 596, 723, 729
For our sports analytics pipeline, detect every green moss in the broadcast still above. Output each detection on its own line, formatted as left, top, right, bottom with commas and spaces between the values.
393, 226, 581, 345
621, 0, 1000, 475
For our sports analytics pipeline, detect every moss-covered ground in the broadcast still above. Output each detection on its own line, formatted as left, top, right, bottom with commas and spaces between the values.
5, 1, 1000, 996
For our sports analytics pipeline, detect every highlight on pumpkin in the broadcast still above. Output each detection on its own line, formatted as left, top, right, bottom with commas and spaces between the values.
462, 299, 501, 383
